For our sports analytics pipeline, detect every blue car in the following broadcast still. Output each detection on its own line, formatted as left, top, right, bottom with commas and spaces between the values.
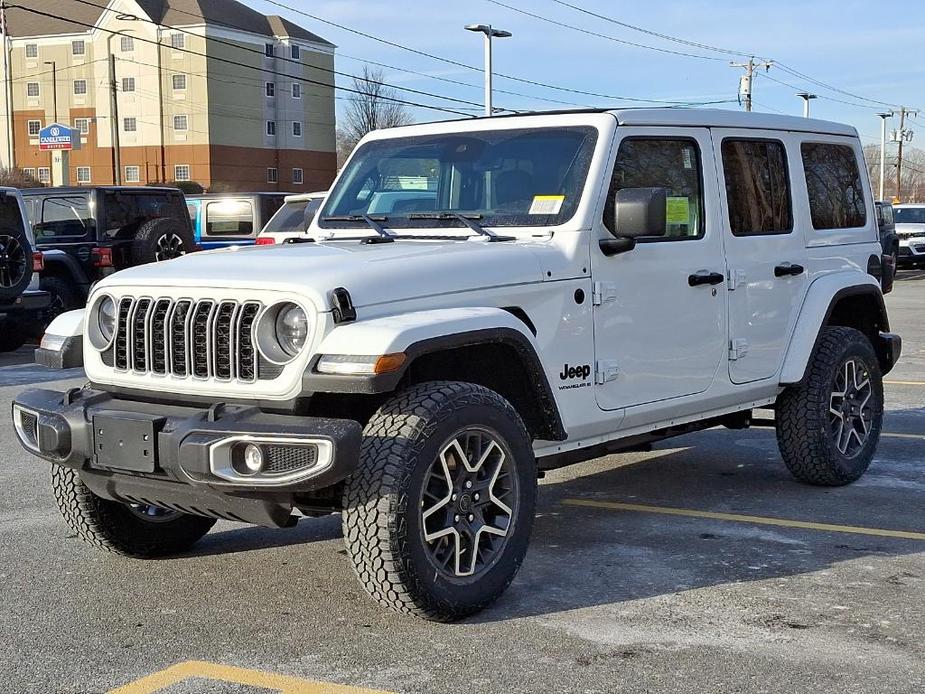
187, 193, 286, 250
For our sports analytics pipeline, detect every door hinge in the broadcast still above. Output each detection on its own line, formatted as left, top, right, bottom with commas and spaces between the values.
595, 360, 620, 384
729, 338, 749, 360
591, 281, 618, 306
727, 269, 746, 290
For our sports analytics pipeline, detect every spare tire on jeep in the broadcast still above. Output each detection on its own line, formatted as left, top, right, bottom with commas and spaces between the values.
0, 223, 33, 303
130, 217, 194, 266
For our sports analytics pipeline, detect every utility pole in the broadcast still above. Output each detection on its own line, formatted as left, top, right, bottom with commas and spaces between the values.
0, 0, 13, 169
877, 112, 893, 201
892, 107, 917, 202
109, 53, 122, 185
44, 61, 57, 123
730, 57, 773, 112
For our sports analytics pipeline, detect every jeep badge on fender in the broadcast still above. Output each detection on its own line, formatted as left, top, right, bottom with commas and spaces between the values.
13, 108, 900, 622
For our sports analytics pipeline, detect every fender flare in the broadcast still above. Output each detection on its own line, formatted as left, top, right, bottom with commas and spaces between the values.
779, 274, 888, 384
303, 307, 566, 440
41, 250, 91, 291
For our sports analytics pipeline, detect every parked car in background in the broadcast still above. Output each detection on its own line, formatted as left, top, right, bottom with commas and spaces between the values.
875, 201, 897, 293
0, 187, 49, 351
894, 203, 925, 268
255, 191, 326, 245
23, 186, 195, 321
187, 193, 286, 249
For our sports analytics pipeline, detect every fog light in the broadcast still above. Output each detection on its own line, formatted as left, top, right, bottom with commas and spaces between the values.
243, 443, 264, 474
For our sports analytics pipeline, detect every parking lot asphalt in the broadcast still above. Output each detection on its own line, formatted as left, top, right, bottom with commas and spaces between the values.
1, 272, 923, 694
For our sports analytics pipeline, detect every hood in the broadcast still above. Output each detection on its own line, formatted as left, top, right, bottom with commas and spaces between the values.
96, 237, 555, 310
895, 222, 925, 236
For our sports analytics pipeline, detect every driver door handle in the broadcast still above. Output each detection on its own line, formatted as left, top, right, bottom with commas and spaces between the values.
688, 270, 725, 287
774, 262, 805, 277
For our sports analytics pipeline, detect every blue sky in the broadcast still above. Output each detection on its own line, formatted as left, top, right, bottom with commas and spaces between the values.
251, 0, 925, 145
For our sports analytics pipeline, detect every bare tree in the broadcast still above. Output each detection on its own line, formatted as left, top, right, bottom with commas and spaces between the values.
0, 167, 43, 188
337, 66, 413, 165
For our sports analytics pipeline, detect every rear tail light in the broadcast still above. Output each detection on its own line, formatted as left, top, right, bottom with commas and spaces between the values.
255, 237, 275, 245
32, 251, 44, 272
92, 247, 113, 268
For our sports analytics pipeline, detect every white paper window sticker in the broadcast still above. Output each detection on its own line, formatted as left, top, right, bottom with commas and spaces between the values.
529, 195, 565, 215
682, 148, 693, 170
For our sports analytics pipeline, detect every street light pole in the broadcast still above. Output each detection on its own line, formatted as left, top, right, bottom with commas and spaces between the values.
465, 24, 512, 117
877, 112, 893, 201
796, 92, 816, 118
44, 60, 57, 123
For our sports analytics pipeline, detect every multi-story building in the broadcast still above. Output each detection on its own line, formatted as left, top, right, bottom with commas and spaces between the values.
0, 0, 337, 191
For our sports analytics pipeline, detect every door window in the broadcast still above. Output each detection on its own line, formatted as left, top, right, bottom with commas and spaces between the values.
721, 139, 792, 236
801, 143, 866, 230
605, 138, 704, 240
205, 200, 254, 236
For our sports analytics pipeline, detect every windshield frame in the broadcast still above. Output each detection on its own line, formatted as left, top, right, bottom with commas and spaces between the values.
318, 124, 601, 234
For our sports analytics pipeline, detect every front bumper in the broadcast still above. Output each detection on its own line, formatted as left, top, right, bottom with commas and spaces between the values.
898, 237, 925, 261
12, 387, 362, 527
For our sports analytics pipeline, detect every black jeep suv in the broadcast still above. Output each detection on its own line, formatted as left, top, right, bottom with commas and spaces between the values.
22, 187, 195, 319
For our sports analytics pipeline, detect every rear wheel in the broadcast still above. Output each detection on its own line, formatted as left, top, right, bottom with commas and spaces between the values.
342, 381, 536, 621
776, 326, 883, 486
51, 466, 216, 557
0, 225, 33, 303
39, 275, 82, 325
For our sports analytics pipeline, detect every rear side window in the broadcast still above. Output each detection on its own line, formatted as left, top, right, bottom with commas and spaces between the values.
605, 138, 704, 239
721, 139, 792, 236
801, 143, 866, 230
32, 195, 93, 240
205, 200, 254, 236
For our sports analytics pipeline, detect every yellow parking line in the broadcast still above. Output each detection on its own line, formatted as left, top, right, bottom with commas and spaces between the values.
885, 380, 925, 386
109, 660, 394, 694
562, 499, 925, 541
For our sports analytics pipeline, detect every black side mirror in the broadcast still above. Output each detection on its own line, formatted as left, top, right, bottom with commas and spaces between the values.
600, 187, 668, 257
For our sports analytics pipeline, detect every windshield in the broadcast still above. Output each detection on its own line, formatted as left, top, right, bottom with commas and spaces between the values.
263, 197, 323, 235
320, 126, 598, 230
895, 207, 925, 224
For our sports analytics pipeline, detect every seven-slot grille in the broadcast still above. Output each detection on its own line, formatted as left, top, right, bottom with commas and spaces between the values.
111, 297, 263, 382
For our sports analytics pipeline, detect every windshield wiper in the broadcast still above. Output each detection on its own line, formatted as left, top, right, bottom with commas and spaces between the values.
407, 212, 514, 242
320, 214, 395, 244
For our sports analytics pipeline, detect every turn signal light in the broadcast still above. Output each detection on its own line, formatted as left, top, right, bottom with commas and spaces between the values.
255, 237, 275, 245
92, 247, 113, 268
32, 251, 44, 272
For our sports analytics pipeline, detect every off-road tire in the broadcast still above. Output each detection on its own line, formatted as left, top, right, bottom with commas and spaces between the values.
0, 321, 29, 352
342, 381, 537, 621
776, 326, 883, 486
130, 217, 194, 266
51, 466, 216, 557
39, 275, 82, 325
0, 224, 33, 303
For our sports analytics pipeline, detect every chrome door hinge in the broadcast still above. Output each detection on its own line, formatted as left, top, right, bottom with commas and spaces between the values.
729, 338, 749, 360
595, 360, 620, 384
591, 281, 618, 306
727, 269, 746, 290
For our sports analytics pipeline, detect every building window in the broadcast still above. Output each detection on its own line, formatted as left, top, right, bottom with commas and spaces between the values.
73, 80, 87, 95
37, 167, 50, 184
267, 167, 278, 183
265, 43, 274, 57
171, 33, 185, 50
123, 117, 136, 132
174, 164, 191, 181
292, 121, 302, 137
72, 40, 85, 56
721, 138, 792, 236
290, 44, 300, 60
121, 77, 135, 93
25, 44, 37, 59
801, 143, 866, 230
172, 74, 186, 90
121, 36, 134, 52
24, 168, 36, 178
76, 166, 91, 184
27, 120, 41, 136
173, 114, 188, 131
73, 118, 89, 134
265, 82, 275, 98
26, 82, 39, 97
291, 83, 302, 99
124, 165, 140, 183
292, 168, 303, 185
266, 120, 276, 136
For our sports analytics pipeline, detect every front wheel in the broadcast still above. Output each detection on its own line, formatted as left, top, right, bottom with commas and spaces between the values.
342, 381, 536, 621
51, 466, 216, 557
776, 326, 883, 486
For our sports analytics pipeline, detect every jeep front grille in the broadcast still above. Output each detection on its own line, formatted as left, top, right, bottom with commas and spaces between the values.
110, 297, 263, 382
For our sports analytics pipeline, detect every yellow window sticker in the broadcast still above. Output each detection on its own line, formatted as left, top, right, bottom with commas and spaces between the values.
529, 195, 565, 215
666, 196, 690, 224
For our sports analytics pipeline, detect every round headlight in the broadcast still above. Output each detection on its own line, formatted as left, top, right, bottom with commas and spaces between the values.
98, 296, 116, 341
275, 304, 308, 357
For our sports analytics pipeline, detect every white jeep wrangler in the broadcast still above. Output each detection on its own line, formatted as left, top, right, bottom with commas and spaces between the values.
14, 109, 901, 621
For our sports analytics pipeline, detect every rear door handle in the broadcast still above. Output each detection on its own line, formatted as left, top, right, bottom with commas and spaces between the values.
774, 262, 805, 277
688, 270, 725, 287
